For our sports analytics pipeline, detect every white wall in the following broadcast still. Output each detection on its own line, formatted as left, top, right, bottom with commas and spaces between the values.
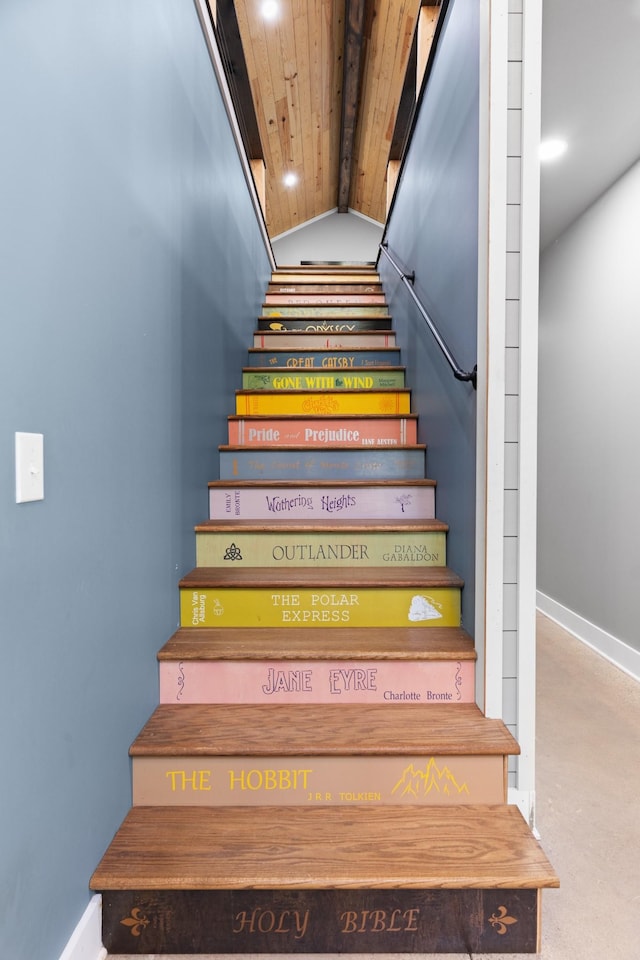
272, 210, 383, 265
538, 158, 640, 675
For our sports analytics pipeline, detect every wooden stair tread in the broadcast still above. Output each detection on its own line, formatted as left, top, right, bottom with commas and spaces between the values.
227, 413, 419, 420
180, 566, 463, 589
247, 346, 397, 353
158, 626, 476, 661
254, 331, 397, 339
262, 301, 388, 307
267, 286, 384, 293
243, 365, 405, 373
129, 703, 516, 756
90, 804, 558, 891
235, 388, 410, 395
194, 519, 447, 533
259, 315, 391, 321
208, 478, 436, 488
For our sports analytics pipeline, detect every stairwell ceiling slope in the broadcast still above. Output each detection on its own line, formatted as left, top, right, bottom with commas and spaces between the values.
218, 0, 441, 239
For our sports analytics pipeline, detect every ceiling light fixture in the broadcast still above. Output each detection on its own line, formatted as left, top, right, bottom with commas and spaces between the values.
283, 172, 298, 188
540, 138, 568, 162
261, 0, 279, 21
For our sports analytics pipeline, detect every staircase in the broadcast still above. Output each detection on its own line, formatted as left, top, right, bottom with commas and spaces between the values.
90, 263, 557, 955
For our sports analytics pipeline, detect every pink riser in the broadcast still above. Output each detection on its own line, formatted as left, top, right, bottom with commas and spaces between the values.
159, 659, 474, 705
228, 417, 417, 446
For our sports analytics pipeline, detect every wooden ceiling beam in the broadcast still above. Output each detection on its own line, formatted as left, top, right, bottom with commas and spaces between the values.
338, 0, 367, 213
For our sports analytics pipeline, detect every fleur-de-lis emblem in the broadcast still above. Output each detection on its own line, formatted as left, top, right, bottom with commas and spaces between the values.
488, 905, 518, 935
120, 907, 150, 937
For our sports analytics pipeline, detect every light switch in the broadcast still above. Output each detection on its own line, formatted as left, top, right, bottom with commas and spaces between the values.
15, 432, 44, 503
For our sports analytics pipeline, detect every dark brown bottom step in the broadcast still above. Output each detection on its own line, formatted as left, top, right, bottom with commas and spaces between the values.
102, 887, 541, 953
93, 805, 557, 954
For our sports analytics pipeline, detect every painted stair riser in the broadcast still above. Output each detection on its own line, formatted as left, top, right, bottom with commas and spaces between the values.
263, 306, 388, 319
159, 659, 474, 705
102, 888, 540, 954
235, 391, 411, 416
265, 294, 387, 305
246, 348, 401, 367
228, 417, 417, 447
181, 586, 460, 629
219, 448, 425, 481
268, 283, 383, 293
253, 333, 396, 348
258, 318, 391, 332
209, 484, 436, 520
195, 530, 446, 568
132, 755, 506, 808
272, 273, 381, 284
242, 370, 405, 390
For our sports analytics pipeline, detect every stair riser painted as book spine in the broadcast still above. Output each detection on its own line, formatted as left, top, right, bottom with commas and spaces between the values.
195, 530, 446, 568
102, 888, 540, 954
247, 349, 401, 367
180, 587, 460, 629
132, 755, 506, 808
242, 370, 405, 390
265, 294, 387, 305
253, 333, 396, 348
268, 283, 383, 294
228, 417, 417, 446
273, 272, 380, 283
159, 659, 474, 705
263, 306, 389, 318
235, 391, 411, 416
259, 318, 391, 332
209, 484, 436, 520
219, 448, 425, 481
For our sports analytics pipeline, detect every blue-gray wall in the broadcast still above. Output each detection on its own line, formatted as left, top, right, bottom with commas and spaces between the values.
379, 0, 479, 631
0, 3, 271, 958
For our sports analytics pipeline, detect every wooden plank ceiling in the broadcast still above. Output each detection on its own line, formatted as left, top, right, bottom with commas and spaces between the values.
224, 0, 440, 239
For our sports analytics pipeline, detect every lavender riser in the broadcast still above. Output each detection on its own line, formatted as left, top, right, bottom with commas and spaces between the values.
209, 484, 436, 520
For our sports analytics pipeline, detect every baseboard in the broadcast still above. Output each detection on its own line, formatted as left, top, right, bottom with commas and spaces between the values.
508, 787, 535, 828
537, 591, 640, 682
58, 895, 106, 960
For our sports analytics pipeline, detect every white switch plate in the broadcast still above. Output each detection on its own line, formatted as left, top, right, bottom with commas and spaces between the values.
15, 432, 44, 503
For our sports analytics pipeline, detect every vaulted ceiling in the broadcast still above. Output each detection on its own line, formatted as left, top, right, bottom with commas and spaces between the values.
216, 0, 441, 239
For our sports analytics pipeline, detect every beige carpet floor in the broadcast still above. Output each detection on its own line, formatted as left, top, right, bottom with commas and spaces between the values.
110, 612, 640, 959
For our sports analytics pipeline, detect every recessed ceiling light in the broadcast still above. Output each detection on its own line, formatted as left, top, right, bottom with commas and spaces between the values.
540, 138, 568, 162
261, 0, 279, 20
283, 172, 298, 188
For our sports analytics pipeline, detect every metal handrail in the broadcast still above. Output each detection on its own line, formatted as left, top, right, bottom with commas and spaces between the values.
379, 243, 477, 389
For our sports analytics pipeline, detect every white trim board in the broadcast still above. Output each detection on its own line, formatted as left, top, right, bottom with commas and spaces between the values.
58, 895, 106, 960
537, 591, 640, 682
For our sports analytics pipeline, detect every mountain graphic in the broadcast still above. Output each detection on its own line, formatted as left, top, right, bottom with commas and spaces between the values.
391, 758, 470, 797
